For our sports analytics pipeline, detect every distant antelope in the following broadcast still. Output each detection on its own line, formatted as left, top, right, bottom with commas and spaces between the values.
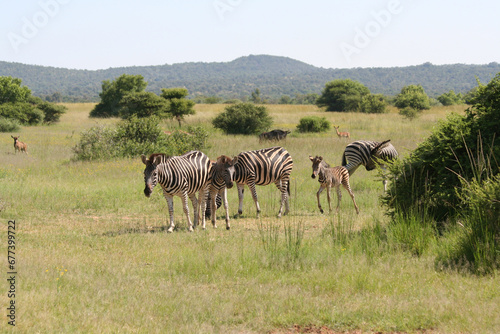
11, 135, 28, 154
334, 126, 350, 139
309, 155, 359, 214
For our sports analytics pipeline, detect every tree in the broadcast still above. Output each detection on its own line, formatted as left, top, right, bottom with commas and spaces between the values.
119, 92, 169, 119
437, 90, 464, 106
395, 85, 430, 111
360, 94, 387, 113
250, 88, 262, 104
160, 88, 195, 127
0, 76, 31, 104
212, 102, 272, 135
316, 79, 370, 112
90, 74, 147, 118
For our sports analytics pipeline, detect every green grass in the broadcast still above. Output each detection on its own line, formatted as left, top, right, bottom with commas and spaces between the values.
1, 103, 499, 333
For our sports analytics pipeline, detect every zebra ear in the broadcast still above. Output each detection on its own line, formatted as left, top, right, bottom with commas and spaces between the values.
141, 155, 148, 165
309, 156, 313, 161
153, 155, 163, 165
232, 156, 239, 165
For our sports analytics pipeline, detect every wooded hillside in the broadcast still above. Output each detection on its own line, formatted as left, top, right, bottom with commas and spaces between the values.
1, 55, 499, 102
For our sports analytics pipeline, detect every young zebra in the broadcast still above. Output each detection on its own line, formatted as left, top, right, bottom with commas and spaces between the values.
201, 155, 235, 230
141, 150, 212, 233
229, 146, 293, 218
309, 156, 359, 214
341, 140, 398, 191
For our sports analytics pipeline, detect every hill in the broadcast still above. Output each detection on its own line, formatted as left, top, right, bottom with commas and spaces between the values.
1, 55, 499, 102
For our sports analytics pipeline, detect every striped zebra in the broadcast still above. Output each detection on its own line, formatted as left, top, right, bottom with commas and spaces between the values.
201, 155, 236, 230
231, 146, 293, 218
309, 156, 359, 214
141, 150, 211, 232
341, 140, 398, 191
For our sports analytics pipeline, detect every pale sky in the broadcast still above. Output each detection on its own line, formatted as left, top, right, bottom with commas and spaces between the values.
1, 0, 499, 70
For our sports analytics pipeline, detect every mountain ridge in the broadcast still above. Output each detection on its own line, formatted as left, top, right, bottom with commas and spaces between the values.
1, 55, 499, 102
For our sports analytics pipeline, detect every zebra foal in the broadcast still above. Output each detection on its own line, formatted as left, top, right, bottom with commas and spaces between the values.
341, 140, 398, 191
309, 156, 359, 214
141, 150, 211, 232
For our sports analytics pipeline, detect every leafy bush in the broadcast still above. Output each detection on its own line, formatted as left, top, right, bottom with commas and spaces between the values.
394, 85, 431, 111
383, 73, 500, 222
36, 102, 67, 124
73, 116, 209, 161
360, 94, 387, 113
0, 102, 44, 125
212, 102, 272, 135
296, 116, 330, 133
0, 117, 20, 132
316, 79, 370, 112
437, 90, 464, 106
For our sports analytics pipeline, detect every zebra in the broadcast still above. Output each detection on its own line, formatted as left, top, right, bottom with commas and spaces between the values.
341, 140, 398, 191
201, 155, 236, 230
141, 150, 212, 233
230, 146, 293, 218
309, 156, 359, 214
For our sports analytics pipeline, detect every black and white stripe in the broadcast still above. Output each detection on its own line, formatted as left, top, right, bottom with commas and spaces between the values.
232, 146, 293, 218
141, 150, 211, 232
309, 156, 359, 214
341, 140, 398, 191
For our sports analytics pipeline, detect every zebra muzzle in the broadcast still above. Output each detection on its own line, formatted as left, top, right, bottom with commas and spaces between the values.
144, 185, 153, 197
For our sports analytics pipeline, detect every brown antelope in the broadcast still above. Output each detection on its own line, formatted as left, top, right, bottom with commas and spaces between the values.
309, 155, 359, 214
334, 126, 350, 139
11, 135, 28, 154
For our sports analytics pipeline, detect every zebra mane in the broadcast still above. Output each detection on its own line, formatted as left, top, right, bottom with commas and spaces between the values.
148, 153, 171, 164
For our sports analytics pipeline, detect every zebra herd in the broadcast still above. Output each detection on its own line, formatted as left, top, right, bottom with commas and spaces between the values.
141, 140, 398, 232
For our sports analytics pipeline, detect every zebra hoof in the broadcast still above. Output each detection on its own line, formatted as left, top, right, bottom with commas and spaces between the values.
319, 209, 324, 214
226, 226, 230, 230
167, 227, 174, 233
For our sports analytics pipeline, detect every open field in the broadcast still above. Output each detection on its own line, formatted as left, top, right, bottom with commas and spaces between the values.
1, 103, 499, 333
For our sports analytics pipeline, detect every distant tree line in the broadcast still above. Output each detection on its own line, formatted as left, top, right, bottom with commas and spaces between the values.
1, 56, 498, 102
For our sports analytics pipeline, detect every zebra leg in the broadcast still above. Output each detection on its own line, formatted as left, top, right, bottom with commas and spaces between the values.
221, 188, 230, 230
190, 193, 200, 230
210, 189, 218, 229
275, 180, 289, 218
246, 181, 261, 218
199, 186, 209, 230
237, 184, 245, 216
326, 185, 334, 213
316, 185, 325, 214
181, 193, 194, 232
163, 192, 176, 233
335, 186, 342, 213
342, 182, 360, 214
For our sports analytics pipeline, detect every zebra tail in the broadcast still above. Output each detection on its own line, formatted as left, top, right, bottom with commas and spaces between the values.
341, 152, 347, 166
287, 180, 291, 196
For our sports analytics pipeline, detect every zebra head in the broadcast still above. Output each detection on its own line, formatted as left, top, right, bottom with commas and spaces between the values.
141, 154, 162, 197
365, 139, 391, 171
309, 155, 324, 179
214, 155, 236, 189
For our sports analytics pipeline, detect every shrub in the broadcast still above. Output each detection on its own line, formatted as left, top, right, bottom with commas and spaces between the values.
0, 102, 44, 125
0, 117, 20, 132
394, 85, 431, 111
36, 102, 67, 124
296, 116, 330, 133
360, 94, 387, 113
383, 73, 500, 222
316, 79, 370, 112
212, 102, 272, 135
73, 116, 209, 161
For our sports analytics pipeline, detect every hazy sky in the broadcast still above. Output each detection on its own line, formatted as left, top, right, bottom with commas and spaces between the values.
1, 0, 499, 70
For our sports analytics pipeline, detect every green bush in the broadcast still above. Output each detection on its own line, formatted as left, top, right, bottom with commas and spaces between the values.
0, 117, 20, 132
212, 102, 272, 135
383, 73, 500, 222
361, 94, 387, 113
73, 116, 209, 161
296, 116, 330, 133
0, 102, 44, 125
36, 102, 67, 124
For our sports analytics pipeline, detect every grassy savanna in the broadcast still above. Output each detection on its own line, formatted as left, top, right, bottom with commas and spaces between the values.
1, 103, 498, 333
